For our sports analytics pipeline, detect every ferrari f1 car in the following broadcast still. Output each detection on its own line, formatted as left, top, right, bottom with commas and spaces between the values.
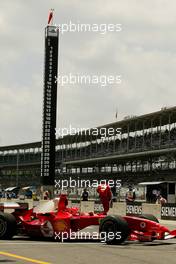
0, 186, 176, 244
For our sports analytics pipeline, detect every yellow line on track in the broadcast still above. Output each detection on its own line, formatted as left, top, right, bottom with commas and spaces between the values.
0, 251, 51, 264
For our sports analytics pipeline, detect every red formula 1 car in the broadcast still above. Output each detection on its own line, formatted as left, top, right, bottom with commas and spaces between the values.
0, 187, 176, 244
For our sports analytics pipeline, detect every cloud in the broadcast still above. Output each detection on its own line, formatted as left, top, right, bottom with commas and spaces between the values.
0, 0, 176, 145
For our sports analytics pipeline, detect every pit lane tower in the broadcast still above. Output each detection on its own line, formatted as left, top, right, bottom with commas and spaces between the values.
41, 12, 59, 191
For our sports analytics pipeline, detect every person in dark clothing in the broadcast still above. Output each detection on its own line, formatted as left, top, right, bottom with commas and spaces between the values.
126, 187, 136, 203
133, 189, 136, 201
82, 188, 89, 201
111, 186, 117, 202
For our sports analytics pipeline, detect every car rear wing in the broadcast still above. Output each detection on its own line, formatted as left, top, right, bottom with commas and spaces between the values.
0, 202, 29, 212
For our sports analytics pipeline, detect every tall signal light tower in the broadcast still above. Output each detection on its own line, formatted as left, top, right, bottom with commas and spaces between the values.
41, 10, 59, 197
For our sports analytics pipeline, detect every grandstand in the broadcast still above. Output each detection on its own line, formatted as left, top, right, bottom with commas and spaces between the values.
0, 106, 176, 188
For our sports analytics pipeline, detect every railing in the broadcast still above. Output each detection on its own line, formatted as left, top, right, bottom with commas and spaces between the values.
0, 139, 176, 167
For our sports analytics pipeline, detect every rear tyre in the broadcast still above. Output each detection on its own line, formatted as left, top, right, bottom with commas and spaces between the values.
99, 215, 130, 245
0, 213, 16, 239
139, 214, 159, 223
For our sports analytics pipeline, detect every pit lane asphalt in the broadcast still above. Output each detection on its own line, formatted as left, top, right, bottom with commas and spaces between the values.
0, 221, 176, 264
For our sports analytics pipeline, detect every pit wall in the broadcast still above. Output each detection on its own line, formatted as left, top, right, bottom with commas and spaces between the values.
79, 201, 176, 220
1, 198, 176, 220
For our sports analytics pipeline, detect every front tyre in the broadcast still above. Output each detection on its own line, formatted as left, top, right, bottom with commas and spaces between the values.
99, 215, 130, 245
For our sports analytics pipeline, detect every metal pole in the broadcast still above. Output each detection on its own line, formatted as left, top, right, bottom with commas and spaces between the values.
16, 150, 19, 186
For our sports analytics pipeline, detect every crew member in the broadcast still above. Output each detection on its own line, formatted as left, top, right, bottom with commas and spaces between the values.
82, 188, 89, 201
126, 187, 135, 203
97, 184, 112, 214
156, 195, 167, 205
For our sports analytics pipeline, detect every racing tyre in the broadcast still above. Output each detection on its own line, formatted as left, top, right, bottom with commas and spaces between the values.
0, 213, 17, 239
99, 215, 130, 245
138, 214, 159, 223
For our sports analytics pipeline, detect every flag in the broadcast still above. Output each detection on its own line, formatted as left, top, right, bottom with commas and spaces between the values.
48, 10, 53, 25
115, 108, 118, 120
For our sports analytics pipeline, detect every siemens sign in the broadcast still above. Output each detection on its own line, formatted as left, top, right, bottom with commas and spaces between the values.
161, 204, 176, 220
126, 202, 142, 216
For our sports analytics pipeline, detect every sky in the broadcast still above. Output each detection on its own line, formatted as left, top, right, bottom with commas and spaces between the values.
0, 0, 176, 146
